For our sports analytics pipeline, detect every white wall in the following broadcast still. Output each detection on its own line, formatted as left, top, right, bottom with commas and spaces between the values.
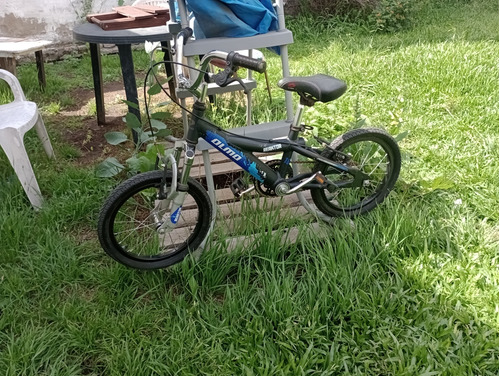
0, 0, 134, 43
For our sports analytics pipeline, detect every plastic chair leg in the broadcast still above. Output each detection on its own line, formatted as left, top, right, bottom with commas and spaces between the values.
34, 113, 55, 159
0, 131, 43, 209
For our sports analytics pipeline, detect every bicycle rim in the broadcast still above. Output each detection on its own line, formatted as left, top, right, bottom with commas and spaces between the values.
99, 171, 210, 267
312, 129, 400, 216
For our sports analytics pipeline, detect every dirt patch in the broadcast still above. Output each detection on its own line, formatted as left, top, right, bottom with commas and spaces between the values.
63, 81, 128, 118
61, 116, 127, 166
52, 81, 140, 166
51, 80, 185, 167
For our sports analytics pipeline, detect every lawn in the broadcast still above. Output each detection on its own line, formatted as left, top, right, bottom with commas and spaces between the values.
0, 0, 498, 374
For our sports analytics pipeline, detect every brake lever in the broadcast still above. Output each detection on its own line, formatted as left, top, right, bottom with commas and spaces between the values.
213, 69, 249, 94
226, 76, 249, 94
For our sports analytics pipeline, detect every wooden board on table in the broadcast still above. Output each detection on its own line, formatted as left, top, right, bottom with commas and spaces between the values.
87, 6, 170, 31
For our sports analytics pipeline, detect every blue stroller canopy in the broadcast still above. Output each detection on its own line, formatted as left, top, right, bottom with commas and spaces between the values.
186, 0, 278, 38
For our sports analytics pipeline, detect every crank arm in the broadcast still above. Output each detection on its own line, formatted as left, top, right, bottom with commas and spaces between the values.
347, 167, 370, 187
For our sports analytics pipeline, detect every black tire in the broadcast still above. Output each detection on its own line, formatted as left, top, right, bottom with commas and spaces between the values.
98, 170, 212, 269
311, 128, 401, 217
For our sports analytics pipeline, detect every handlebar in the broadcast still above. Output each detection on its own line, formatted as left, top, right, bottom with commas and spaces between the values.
227, 51, 267, 73
174, 28, 266, 95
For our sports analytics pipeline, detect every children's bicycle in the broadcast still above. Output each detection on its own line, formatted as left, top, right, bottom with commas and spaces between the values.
97, 28, 401, 269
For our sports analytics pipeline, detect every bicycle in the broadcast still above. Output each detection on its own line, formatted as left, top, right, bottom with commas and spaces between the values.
97, 28, 401, 270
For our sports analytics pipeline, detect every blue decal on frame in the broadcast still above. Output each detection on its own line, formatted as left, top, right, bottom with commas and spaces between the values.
171, 207, 182, 224
205, 131, 264, 182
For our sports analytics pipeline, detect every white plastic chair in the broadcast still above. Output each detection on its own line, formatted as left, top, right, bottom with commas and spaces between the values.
0, 69, 54, 209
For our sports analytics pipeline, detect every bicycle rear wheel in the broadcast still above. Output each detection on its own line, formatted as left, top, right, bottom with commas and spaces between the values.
311, 128, 401, 217
98, 170, 212, 269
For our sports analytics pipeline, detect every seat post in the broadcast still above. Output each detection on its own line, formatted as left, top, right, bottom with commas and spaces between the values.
288, 102, 305, 141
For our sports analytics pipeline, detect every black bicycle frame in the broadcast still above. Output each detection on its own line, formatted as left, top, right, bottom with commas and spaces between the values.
185, 102, 357, 191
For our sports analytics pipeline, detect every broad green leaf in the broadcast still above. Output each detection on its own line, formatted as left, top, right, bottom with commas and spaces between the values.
147, 83, 162, 96
145, 143, 166, 156
126, 155, 154, 173
121, 100, 139, 110
104, 131, 128, 145
150, 119, 167, 130
95, 157, 124, 178
126, 155, 144, 173
142, 144, 165, 165
123, 113, 142, 129
154, 129, 172, 138
138, 131, 153, 145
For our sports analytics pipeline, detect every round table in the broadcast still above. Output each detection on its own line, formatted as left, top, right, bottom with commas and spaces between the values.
73, 23, 175, 128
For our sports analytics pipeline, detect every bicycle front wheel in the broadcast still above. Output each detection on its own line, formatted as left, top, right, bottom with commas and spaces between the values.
98, 170, 212, 269
311, 128, 401, 217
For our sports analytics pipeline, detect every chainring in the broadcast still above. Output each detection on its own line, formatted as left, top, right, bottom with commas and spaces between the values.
254, 160, 293, 197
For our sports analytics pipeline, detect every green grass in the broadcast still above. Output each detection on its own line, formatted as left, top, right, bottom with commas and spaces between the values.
0, 0, 498, 374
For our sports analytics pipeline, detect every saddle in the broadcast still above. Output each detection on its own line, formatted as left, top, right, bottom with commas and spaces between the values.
278, 74, 347, 106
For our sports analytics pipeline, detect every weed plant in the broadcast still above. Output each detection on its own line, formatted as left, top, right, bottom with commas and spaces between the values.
0, 0, 498, 374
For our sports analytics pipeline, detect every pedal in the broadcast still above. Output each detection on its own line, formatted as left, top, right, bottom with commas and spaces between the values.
315, 172, 327, 184
230, 177, 254, 197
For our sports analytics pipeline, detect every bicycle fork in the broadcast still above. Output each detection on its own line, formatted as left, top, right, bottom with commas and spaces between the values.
156, 141, 197, 233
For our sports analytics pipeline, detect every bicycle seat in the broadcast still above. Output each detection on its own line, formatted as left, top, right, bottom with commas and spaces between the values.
278, 74, 347, 105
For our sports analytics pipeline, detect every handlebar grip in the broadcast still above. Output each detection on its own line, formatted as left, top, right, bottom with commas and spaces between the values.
227, 51, 266, 73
